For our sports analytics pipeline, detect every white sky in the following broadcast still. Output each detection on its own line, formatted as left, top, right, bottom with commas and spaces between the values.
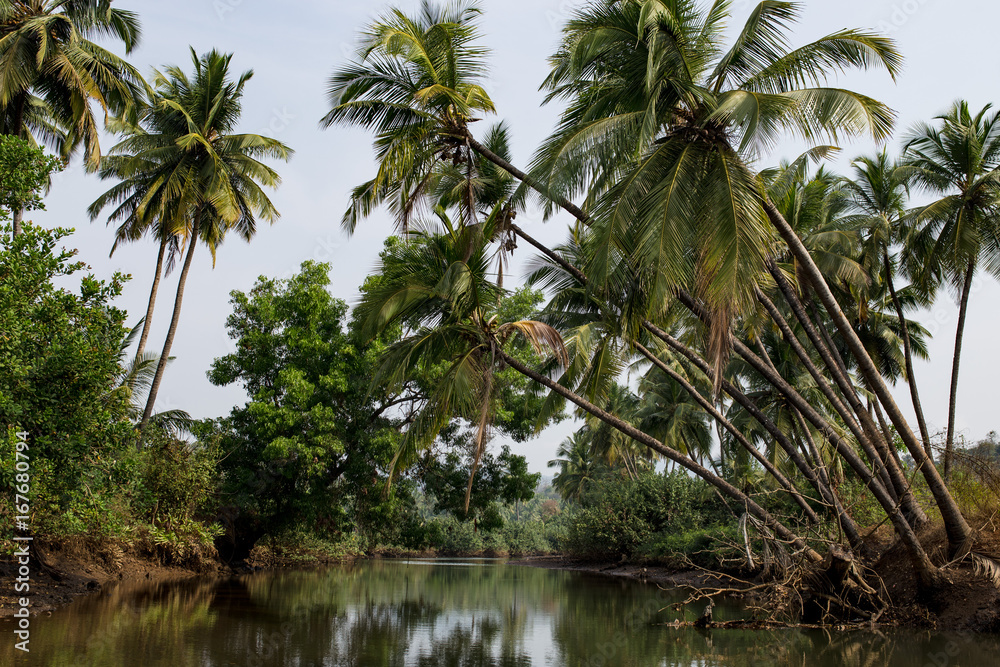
28, 0, 1000, 473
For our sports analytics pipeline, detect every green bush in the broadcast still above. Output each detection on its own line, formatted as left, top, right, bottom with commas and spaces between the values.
426, 516, 484, 555
563, 471, 733, 562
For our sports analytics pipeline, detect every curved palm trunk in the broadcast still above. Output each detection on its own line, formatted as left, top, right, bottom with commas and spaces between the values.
763, 199, 972, 558
463, 133, 590, 223
884, 249, 932, 459
945, 258, 976, 482
755, 286, 927, 525
480, 145, 944, 569
635, 341, 822, 525
137, 235, 168, 355
647, 323, 864, 552
495, 347, 824, 564
666, 296, 940, 574
140, 213, 201, 429
764, 266, 924, 522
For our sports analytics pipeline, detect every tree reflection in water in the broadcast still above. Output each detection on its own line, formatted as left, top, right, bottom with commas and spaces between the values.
2, 560, 997, 666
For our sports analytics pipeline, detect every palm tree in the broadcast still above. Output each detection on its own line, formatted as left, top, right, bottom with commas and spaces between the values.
548, 430, 606, 502
117, 49, 292, 428
90, 110, 188, 357
0, 2, 146, 232
533, 0, 974, 568
320, 0, 495, 235
902, 101, 1000, 480
356, 210, 565, 513
841, 150, 934, 457
335, 0, 971, 577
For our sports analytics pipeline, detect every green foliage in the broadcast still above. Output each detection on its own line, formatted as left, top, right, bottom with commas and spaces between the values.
563, 471, 733, 565
205, 260, 408, 551
0, 136, 62, 221
421, 441, 539, 529
0, 222, 134, 480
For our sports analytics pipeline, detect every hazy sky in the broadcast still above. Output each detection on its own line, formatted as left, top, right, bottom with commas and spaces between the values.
28, 0, 1000, 472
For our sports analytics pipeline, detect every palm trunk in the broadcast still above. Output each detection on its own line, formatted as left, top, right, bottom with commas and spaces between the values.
463, 133, 590, 224
764, 266, 924, 522
140, 212, 201, 429
755, 286, 927, 525
884, 249, 932, 459
763, 199, 972, 559
789, 409, 860, 549
635, 341, 822, 525
945, 258, 976, 482
137, 236, 168, 356
495, 346, 824, 563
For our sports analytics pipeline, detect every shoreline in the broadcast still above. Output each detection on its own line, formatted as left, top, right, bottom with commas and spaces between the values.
5, 543, 1000, 633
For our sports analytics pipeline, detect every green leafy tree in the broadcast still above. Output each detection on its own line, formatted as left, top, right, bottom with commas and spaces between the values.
205, 261, 410, 561
0, 135, 62, 237
421, 440, 539, 530
0, 221, 134, 492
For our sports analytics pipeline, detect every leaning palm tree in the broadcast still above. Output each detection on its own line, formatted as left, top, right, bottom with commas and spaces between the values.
335, 0, 970, 579
90, 110, 188, 356
0, 2, 146, 192
320, 0, 495, 234
902, 101, 1000, 480
118, 49, 292, 428
531, 0, 975, 570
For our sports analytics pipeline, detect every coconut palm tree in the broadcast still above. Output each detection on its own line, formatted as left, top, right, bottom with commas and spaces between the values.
841, 150, 934, 457
320, 0, 495, 234
335, 0, 972, 576
548, 430, 607, 502
0, 1, 146, 194
117, 49, 292, 428
534, 0, 975, 566
902, 101, 1000, 480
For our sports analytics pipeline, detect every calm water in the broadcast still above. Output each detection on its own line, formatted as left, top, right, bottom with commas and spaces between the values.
2, 558, 998, 666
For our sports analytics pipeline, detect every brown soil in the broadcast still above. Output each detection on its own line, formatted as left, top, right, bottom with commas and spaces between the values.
0, 537, 227, 617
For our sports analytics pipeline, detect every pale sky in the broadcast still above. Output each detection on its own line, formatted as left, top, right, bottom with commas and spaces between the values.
29, 0, 1000, 472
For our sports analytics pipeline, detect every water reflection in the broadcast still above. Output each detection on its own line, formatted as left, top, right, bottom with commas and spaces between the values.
2, 559, 997, 666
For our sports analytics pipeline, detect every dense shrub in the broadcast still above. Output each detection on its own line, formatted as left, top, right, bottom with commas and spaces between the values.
563, 471, 735, 565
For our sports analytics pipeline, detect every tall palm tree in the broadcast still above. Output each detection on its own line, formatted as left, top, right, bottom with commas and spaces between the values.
90, 110, 188, 357
116, 49, 292, 428
0, 2, 145, 201
841, 150, 934, 457
902, 101, 1000, 479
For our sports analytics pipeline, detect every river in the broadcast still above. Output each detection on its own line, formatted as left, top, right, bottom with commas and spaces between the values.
2, 558, 997, 665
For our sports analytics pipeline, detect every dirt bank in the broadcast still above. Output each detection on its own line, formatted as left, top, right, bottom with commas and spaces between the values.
0, 538, 226, 617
